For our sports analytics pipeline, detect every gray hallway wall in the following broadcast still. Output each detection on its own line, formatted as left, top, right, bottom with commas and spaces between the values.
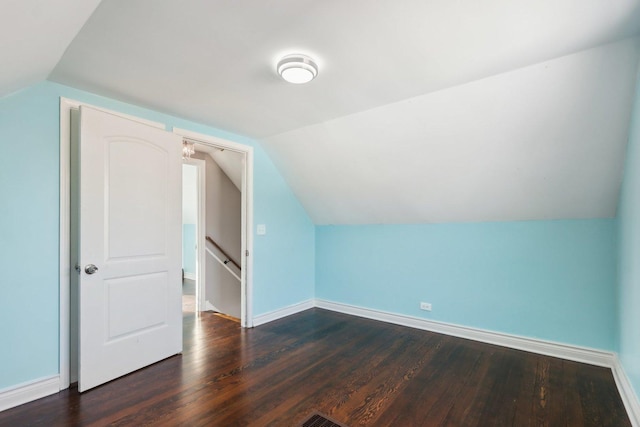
193, 151, 242, 318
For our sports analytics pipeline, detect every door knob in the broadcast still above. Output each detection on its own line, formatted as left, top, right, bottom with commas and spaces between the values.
85, 264, 99, 275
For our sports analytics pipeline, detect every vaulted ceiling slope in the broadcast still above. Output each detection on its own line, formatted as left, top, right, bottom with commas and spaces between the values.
4, 1, 640, 224
0, 0, 101, 97
264, 39, 639, 224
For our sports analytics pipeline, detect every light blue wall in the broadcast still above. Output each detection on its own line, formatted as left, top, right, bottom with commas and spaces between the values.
182, 224, 196, 275
316, 219, 617, 350
251, 142, 316, 314
618, 67, 640, 399
0, 79, 630, 399
0, 81, 315, 389
0, 83, 60, 389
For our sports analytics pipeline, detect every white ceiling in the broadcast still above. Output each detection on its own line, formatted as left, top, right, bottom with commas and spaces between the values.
3, 0, 640, 224
47, 0, 640, 138
0, 0, 101, 97
264, 39, 639, 224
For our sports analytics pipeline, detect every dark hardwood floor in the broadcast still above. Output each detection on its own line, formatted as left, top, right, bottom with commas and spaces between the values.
0, 309, 630, 426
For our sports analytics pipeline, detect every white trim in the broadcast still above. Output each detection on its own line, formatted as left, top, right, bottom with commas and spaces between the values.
183, 272, 197, 281
173, 127, 254, 328
314, 299, 616, 368
253, 299, 315, 326
612, 355, 640, 427
176, 127, 251, 153
245, 148, 254, 327
0, 376, 59, 412
60, 97, 165, 129
59, 98, 72, 390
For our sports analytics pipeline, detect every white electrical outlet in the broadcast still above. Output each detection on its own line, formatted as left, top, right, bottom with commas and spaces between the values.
257, 224, 266, 235
420, 302, 432, 311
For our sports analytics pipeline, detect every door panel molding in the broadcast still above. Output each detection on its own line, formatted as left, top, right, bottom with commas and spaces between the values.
60, 98, 167, 391
77, 106, 182, 392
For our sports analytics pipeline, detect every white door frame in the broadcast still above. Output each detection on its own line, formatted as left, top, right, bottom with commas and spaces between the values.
173, 127, 254, 329
59, 98, 254, 391
183, 158, 206, 312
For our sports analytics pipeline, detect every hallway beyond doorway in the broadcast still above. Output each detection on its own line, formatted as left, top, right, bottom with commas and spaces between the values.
182, 278, 196, 314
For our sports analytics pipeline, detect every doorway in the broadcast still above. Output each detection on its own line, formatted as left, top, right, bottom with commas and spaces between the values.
180, 133, 248, 321
59, 99, 254, 390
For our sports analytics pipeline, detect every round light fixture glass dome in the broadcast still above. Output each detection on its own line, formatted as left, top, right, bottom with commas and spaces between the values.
277, 54, 318, 84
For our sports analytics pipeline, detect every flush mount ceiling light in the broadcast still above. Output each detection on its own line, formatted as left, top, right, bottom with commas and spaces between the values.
277, 54, 318, 84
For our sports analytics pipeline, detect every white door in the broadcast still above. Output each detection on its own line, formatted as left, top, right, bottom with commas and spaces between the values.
78, 106, 183, 392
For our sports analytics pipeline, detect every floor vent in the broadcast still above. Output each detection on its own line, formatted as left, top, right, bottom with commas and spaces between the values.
299, 411, 349, 427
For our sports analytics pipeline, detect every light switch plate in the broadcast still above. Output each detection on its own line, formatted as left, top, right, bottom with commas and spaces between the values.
257, 224, 266, 235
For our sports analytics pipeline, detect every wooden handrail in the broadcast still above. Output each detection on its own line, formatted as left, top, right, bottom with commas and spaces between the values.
205, 236, 241, 271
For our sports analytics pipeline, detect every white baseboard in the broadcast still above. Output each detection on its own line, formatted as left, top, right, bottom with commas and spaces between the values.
183, 272, 196, 280
612, 355, 640, 427
315, 299, 615, 368
0, 376, 59, 412
253, 299, 315, 327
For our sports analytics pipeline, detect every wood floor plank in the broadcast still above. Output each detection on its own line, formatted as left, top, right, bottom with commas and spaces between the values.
560, 361, 587, 426
436, 346, 510, 426
0, 308, 631, 427
440, 345, 507, 427
247, 321, 410, 426
216, 321, 387, 425
334, 331, 446, 426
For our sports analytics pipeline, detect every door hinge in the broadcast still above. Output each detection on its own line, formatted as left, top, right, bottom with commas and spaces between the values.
246, 250, 249, 257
